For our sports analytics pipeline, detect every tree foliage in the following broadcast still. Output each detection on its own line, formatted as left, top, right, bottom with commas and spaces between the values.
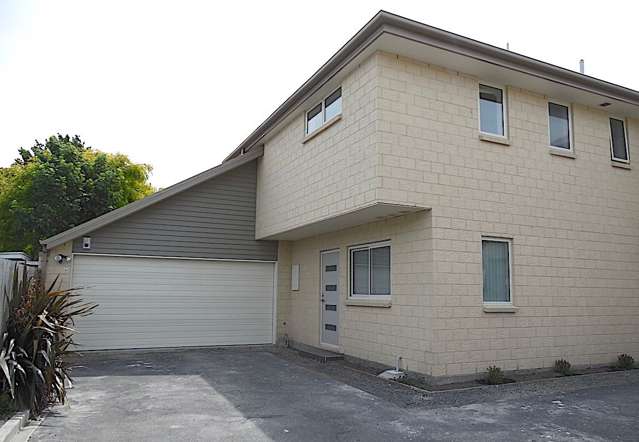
0, 135, 154, 256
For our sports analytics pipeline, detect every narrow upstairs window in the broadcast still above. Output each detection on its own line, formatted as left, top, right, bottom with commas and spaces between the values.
548, 102, 572, 150
610, 117, 629, 162
479, 84, 506, 137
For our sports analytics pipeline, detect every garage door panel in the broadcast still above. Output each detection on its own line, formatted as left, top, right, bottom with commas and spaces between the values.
71, 255, 275, 350
75, 316, 273, 326
76, 307, 273, 315
75, 315, 273, 324
73, 295, 275, 303
73, 259, 272, 271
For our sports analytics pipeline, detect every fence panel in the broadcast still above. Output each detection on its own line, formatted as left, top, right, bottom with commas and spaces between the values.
0, 259, 19, 334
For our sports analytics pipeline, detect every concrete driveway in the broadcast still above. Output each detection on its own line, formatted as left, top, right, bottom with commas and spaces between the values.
30, 347, 639, 441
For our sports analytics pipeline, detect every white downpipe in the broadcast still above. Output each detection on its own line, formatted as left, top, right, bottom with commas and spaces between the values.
378, 355, 406, 380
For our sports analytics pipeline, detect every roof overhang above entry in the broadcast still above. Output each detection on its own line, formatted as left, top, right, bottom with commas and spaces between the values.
259, 202, 428, 241
224, 11, 639, 162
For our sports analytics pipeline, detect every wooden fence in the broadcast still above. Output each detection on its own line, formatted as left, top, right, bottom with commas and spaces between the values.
0, 259, 19, 335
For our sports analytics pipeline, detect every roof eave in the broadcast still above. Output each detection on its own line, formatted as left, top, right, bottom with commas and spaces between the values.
223, 10, 639, 163
385, 13, 639, 105
222, 11, 389, 162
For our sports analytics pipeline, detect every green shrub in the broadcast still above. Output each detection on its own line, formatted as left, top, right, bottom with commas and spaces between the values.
617, 354, 635, 370
0, 270, 96, 416
485, 365, 504, 385
553, 359, 572, 376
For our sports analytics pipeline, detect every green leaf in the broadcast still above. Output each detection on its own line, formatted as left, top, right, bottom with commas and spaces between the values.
0, 268, 96, 415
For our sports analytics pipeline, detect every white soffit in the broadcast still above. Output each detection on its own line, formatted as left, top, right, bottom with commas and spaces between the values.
377, 33, 639, 118
227, 12, 639, 162
260, 202, 428, 240
261, 33, 639, 147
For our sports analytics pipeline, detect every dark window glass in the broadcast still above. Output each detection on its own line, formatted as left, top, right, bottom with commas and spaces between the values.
306, 103, 323, 134
548, 103, 571, 149
479, 84, 504, 136
325, 304, 337, 311
324, 88, 342, 121
351, 249, 369, 295
325, 265, 337, 272
325, 284, 337, 292
325, 88, 341, 107
370, 246, 390, 295
324, 324, 337, 331
610, 118, 628, 161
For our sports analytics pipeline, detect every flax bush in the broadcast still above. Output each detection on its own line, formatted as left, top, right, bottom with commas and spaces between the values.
0, 271, 96, 416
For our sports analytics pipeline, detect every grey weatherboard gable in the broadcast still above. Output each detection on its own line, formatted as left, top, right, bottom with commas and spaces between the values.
72, 160, 277, 261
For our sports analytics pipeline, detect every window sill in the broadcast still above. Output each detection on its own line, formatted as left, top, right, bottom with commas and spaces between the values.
548, 147, 576, 159
302, 114, 342, 144
345, 298, 392, 308
479, 133, 510, 146
483, 304, 518, 313
611, 160, 631, 169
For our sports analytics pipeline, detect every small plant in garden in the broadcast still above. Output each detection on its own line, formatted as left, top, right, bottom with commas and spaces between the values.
0, 270, 96, 416
617, 354, 635, 370
485, 365, 504, 385
553, 359, 572, 376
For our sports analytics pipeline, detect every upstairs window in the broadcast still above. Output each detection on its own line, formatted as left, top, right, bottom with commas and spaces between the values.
548, 102, 572, 150
306, 103, 323, 134
305, 87, 342, 136
324, 88, 342, 121
479, 84, 506, 137
609, 117, 629, 162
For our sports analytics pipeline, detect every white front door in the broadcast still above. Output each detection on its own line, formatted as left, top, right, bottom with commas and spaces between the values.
320, 250, 339, 347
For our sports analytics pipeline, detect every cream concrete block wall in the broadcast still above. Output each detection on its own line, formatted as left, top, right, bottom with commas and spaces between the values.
256, 53, 381, 239
276, 241, 292, 338
375, 51, 639, 377
43, 241, 73, 291
282, 212, 433, 374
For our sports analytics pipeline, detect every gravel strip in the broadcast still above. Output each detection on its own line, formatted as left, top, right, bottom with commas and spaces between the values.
271, 347, 639, 409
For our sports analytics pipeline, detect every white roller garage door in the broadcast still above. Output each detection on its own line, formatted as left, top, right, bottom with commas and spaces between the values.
71, 255, 275, 350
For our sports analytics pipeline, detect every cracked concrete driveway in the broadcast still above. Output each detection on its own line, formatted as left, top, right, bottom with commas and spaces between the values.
30, 347, 639, 441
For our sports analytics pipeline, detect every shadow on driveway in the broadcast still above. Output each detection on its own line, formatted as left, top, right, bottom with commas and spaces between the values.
29, 347, 639, 441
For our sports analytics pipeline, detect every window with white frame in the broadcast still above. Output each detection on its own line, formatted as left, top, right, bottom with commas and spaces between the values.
481, 238, 512, 304
305, 87, 342, 135
349, 242, 390, 298
479, 84, 506, 137
548, 102, 572, 150
609, 117, 629, 162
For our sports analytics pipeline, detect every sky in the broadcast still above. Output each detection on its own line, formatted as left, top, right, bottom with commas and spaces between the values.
1, 0, 638, 188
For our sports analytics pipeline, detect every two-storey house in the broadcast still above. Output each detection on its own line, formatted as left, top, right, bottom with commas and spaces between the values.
42, 11, 639, 381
